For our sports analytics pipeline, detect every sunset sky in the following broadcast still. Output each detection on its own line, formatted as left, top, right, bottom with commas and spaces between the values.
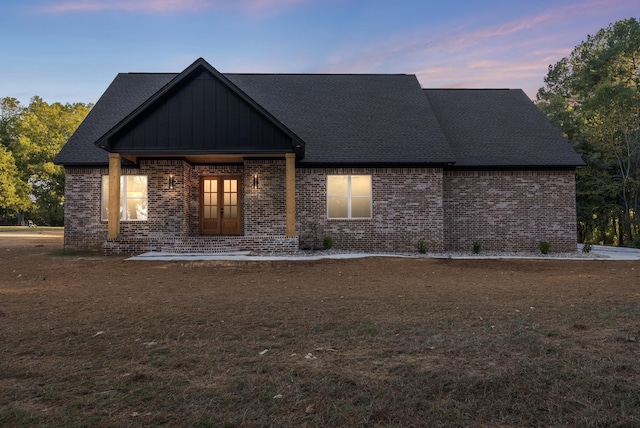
1, 0, 636, 105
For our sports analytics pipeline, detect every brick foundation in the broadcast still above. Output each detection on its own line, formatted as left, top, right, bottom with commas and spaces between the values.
103, 235, 299, 255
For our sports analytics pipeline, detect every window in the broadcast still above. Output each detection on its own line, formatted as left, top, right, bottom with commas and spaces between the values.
327, 175, 371, 219
101, 175, 148, 221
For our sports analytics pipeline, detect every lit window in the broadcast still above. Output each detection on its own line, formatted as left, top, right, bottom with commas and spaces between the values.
327, 175, 371, 219
101, 175, 148, 221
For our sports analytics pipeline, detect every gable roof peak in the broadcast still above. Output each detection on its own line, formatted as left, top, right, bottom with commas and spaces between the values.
94, 57, 306, 157
185, 57, 217, 73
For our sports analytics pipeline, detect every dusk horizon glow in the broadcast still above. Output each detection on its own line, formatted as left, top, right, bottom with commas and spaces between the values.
1, 0, 636, 105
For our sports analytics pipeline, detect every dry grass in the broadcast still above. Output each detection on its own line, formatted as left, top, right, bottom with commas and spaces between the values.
1, 234, 639, 426
0, 226, 63, 233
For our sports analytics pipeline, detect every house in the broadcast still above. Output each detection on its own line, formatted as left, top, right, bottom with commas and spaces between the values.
54, 58, 584, 255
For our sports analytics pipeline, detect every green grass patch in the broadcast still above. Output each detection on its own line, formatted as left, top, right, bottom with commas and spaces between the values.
0, 226, 63, 233
53, 248, 76, 256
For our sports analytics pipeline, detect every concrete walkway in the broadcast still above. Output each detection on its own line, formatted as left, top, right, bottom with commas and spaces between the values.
581, 244, 640, 260
126, 245, 640, 261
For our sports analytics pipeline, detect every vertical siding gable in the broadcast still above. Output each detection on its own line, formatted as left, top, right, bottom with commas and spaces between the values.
108, 68, 293, 153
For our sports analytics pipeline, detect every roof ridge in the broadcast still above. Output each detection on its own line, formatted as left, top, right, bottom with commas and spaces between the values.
224, 73, 410, 76
423, 88, 513, 91
124, 72, 179, 75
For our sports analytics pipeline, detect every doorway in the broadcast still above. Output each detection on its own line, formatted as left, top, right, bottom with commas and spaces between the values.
200, 177, 241, 235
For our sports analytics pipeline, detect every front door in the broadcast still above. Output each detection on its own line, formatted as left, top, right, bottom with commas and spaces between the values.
200, 177, 241, 235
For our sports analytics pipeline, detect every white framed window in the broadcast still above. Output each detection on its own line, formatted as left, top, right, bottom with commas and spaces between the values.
327, 175, 372, 219
101, 175, 148, 221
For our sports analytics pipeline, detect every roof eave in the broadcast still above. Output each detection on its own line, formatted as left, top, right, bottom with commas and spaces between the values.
297, 160, 456, 168
444, 163, 584, 171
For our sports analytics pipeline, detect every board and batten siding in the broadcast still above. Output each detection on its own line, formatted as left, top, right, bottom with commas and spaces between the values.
107, 68, 294, 154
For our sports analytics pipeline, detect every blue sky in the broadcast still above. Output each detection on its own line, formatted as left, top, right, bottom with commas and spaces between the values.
1, 0, 636, 105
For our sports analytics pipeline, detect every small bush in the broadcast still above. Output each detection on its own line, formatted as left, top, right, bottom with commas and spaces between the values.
322, 236, 334, 250
472, 240, 481, 254
417, 238, 428, 254
582, 242, 592, 253
54, 249, 76, 256
629, 235, 640, 249
538, 240, 551, 254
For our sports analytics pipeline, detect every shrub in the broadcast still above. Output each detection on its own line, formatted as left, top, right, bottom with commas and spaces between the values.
629, 235, 640, 249
417, 238, 428, 254
54, 249, 76, 256
582, 242, 592, 253
472, 240, 481, 254
538, 240, 551, 254
322, 236, 334, 250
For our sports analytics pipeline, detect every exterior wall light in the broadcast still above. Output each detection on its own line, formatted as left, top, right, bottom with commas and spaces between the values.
168, 174, 176, 190
252, 173, 260, 189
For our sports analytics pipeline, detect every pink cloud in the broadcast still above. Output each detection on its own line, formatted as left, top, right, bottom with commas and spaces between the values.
321, 0, 625, 96
41, 0, 208, 13
451, 13, 551, 48
242, 0, 303, 12
415, 62, 542, 86
468, 60, 544, 73
322, 8, 559, 74
39, 0, 306, 14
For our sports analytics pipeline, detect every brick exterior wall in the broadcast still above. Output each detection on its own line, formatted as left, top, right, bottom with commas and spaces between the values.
103, 235, 298, 255
64, 159, 296, 254
443, 170, 578, 252
243, 159, 288, 236
296, 168, 445, 252
64, 161, 577, 254
63, 167, 108, 251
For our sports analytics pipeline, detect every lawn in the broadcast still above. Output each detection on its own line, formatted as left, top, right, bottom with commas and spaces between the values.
0, 226, 63, 234
1, 233, 639, 426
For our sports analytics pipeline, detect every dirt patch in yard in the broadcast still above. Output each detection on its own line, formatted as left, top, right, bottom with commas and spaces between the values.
1, 231, 639, 426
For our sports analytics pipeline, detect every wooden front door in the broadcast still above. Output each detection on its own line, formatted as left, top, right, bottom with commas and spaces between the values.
200, 177, 241, 235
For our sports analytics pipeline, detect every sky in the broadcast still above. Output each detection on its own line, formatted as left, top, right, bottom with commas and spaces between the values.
0, 0, 637, 106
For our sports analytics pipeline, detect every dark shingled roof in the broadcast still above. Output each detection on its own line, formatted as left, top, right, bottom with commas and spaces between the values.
225, 74, 454, 165
54, 60, 583, 168
55, 71, 454, 166
53, 73, 176, 165
423, 89, 585, 167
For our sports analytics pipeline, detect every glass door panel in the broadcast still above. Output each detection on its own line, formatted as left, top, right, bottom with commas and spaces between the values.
200, 178, 219, 234
201, 177, 241, 235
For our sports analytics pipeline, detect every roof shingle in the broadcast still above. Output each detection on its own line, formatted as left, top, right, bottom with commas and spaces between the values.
54, 73, 176, 165
423, 88, 585, 167
54, 61, 583, 169
226, 73, 454, 165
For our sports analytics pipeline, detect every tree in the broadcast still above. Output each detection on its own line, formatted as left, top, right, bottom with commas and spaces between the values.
12, 97, 92, 225
1, 96, 91, 225
0, 98, 30, 223
0, 97, 22, 149
0, 145, 30, 219
537, 18, 640, 246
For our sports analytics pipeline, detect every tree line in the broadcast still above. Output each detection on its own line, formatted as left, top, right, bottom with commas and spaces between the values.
537, 17, 640, 246
0, 97, 91, 226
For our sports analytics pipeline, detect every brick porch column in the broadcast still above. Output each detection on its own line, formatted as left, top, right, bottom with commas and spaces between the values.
285, 153, 296, 237
108, 153, 121, 239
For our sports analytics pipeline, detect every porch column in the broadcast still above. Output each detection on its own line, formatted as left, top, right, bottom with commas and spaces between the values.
108, 153, 121, 239
285, 153, 296, 237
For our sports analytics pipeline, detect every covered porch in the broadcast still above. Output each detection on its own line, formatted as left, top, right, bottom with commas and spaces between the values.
97, 59, 305, 255
104, 154, 299, 255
